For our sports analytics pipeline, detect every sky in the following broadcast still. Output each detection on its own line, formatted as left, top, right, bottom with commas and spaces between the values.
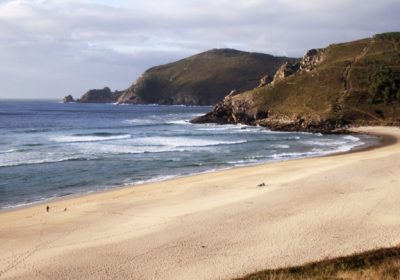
0, 0, 399, 99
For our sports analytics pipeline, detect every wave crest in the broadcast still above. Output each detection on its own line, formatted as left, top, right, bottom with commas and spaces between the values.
52, 134, 131, 143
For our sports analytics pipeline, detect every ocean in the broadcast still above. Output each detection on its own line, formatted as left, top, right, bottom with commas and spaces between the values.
0, 100, 378, 209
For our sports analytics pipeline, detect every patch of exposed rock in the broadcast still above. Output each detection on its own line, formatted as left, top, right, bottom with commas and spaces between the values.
272, 49, 324, 84
257, 75, 274, 88
273, 62, 300, 83
300, 49, 325, 72
191, 87, 268, 126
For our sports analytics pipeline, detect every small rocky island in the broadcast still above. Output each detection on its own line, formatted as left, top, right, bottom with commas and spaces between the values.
63, 87, 123, 104
62, 95, 75, 103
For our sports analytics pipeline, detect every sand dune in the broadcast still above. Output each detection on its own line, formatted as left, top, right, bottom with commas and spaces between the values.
1, 126, 400, 279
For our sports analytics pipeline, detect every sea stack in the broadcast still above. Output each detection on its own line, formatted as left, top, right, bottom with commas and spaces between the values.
62, 95, 75, 103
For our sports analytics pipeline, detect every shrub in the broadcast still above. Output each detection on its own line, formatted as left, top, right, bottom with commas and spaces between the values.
368, 62, 400, 104
374, 32, 400, 41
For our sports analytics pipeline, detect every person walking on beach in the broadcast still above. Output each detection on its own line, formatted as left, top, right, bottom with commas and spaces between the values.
46, 205, 50, 212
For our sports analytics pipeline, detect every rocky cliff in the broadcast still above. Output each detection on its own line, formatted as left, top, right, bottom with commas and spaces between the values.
117, 49, 297, 105
192, 33, 400, 132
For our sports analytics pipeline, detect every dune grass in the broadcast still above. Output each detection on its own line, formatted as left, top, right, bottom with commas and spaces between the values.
236, 246, 400, 280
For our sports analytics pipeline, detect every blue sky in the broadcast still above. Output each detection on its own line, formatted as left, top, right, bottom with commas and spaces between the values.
0, 0, 399, 99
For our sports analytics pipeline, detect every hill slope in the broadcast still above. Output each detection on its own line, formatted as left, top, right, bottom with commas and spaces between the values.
192, 33, 400, 132
117, 49, 297, 105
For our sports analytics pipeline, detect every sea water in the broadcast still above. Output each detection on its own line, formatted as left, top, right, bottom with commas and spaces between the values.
0, 100, 378, 209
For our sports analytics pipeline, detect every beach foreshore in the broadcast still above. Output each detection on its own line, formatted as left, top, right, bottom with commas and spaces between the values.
1, 126, 400, 279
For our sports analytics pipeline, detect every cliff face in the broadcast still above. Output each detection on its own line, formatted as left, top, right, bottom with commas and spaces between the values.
192, 33, 400, 132
77, 87, 123, 103
117, 49, 297, 105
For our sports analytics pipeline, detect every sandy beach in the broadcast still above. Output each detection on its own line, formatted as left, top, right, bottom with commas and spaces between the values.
1, 126, 400, 279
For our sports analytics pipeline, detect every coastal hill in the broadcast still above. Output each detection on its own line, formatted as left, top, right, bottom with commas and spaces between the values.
65, 49, 297, 105
117, 49, 297, 105
192, 32, 400, 132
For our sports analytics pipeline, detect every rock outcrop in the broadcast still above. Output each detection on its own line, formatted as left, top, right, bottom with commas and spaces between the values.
77, 87, 123, 103
299, 49, 325, 71
191, 91, 342, 133
273, 62, 300, 83
192, 33, 400, 132
62, 95, 75, 103
257, 75, 274, 88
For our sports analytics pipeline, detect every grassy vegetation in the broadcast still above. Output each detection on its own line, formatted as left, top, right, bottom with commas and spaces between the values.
236, 247, 400, 280
374, 32, 400, 41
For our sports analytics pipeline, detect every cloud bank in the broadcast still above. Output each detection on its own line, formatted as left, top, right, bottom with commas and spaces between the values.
0, 0, 399, 99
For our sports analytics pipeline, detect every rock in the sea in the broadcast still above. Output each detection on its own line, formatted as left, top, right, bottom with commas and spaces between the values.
62, 95, 75, 103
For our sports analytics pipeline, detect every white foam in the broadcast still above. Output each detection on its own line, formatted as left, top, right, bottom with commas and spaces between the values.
269, 138, 364, 161
130, 136, 247, 147
128, 175, 178, 186
63, 136, 247, 157
269, 151, 321, 160
227, 159, 259, 166
75, 143, 197, 155
0, 155, 94, 167
302, 140, 346, 147
332, 142, 364, 153
124, 119, 158, 125
165, 120, 191, 125
52, 134, 131, 143
0, 149, 18, 154
302, 135, 361, 147
270, 144, 290, 149
197, 124, 266, 134
343, 135, 361, 141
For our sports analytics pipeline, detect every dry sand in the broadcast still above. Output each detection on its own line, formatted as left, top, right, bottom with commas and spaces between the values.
1, 126, 400, 280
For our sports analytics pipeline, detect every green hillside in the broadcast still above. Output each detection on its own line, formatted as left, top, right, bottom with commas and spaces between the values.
118, 49, 297, 105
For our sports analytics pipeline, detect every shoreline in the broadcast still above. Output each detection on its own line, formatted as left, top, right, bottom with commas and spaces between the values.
0, 128, 383, 213
1, 126, 400, 280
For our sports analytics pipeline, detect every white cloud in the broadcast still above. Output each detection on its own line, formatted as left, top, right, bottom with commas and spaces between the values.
0, 0, 399, 99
